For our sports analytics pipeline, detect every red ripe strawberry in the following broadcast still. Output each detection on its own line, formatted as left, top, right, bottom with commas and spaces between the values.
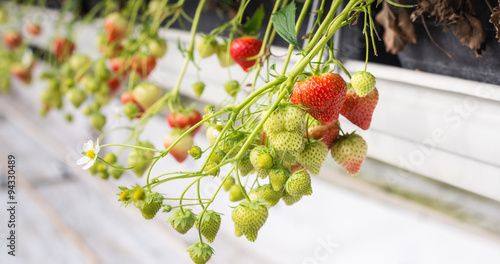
53, 37, 75, 62
291, 73, 347, 125
167, 110, 203, 136
121, 92, 134, 105
163, 130, 194, 163
130, 56, 156, 79
307, 119, 340, 147
188, 110, 203, 136
110, 57, 130, 78
3, 31, 23, 50
229, 37, 262, 72
104, 13, 128, 43
330, 133, 367, 175
167, 112, 190, 129
26, 23, 42, 36
10, 63, 32, 84
98, 34, 124, 57
341, 86, 378, 130
107, 77, 121, 96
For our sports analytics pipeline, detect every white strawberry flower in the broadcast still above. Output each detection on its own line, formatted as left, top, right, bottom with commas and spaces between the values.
77, 139, 100, 170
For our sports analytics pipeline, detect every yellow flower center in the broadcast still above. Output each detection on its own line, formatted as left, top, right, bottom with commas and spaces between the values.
86, 149, 96, 159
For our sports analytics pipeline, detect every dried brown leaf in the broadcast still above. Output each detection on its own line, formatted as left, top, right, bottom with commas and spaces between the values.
490, 0, 500, 42
410, 0, 485, 57
375, 1, 417, 55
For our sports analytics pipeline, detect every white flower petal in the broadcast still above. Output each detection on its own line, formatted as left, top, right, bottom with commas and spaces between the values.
82, 140, 93, 152
82, 159, 95, 170
95, 143, 100, 155
77, 156, 91, 165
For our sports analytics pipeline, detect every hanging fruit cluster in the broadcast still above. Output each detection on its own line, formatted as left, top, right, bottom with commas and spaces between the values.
1, 1, 390, 263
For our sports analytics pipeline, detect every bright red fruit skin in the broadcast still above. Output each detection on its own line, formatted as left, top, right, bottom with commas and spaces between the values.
10, 63, 32, 84
27, 23, 42, 36
340, 87, 378, 130
131, 56, 156, 78
3, 31, 23, 50
167, 110, 203, 136
104, 13, 128, 43
167, 113, 190, 129
53, 37, 75, 62
229, 37, 262, 72
107, 77, 121, 96
291, 73, 347, 125
110, 57, 130, 78
188, 110, 203, 136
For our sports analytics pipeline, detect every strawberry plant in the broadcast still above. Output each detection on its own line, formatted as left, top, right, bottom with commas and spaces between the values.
1, 0, 396, 262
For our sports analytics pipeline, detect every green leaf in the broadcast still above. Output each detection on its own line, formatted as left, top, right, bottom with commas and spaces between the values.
272, 2, 299, 48
242, 5, 265, 35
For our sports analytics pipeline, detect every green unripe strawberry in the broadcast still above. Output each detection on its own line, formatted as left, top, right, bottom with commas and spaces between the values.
216, 42, 236, 67
204, 162, 219, 176
88, 100, 101, 112
192, 81, 205, 97
281, 191, 302, 205
195, 210, 222, 243
104, 152, 117, 164
108, 165, 124, 179
257, 153, 273, 170
167, 208, 197, 234
234, 225, 243, 237
66, 88, 87, 108
196, 35, 218, 58
238, 156, 254, 176
90, 112, 106, 131
139, 199, 162, 220
224, 80, 239, 98
123, 102, 140, 120
65, 114, 73, 122
127, 141, 155, 177
229, 184, 245, 202
257, 169, 269, 179
133, 188, 146, 200
188, 145, 203, 160
187, 242, 214, 264
264, 104, 307, 155
248, 184, 282, 208
132, 82, 163, 110
268, 132, 305, 156
285, 170, 313, 196
269, 165, 289, 191
119, 190, 130, 201
147, 38, 167, 58
205, 125, 219, 145
249, 146, 270, 169
296, 140, 329, 175
81, 75, 101, 94
99, 170, 109, 180
96, 162, 107, 172
69, 54, 91, 72
209, 148, 226, 164
94, 59, 111, 81
232, 200, 268, 242
223, 176, 236, 191
350, 71, 376, 97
